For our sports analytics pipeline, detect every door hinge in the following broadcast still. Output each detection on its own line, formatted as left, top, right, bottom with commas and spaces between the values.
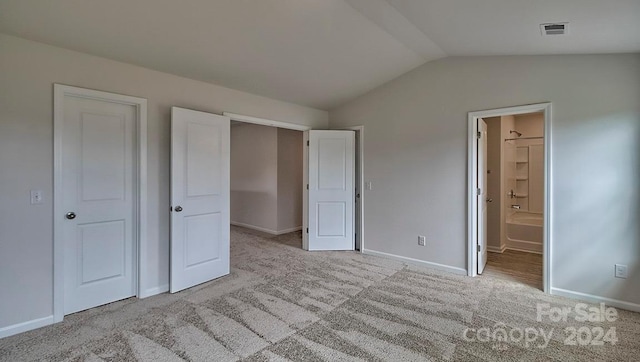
170, 206, 173, 212
478, 244, 481, 252
306, 228, 309, 234
307, 140, 309, 146
306, 184, 309, 190
477, 131, 482, 139
477, 188, 481, 195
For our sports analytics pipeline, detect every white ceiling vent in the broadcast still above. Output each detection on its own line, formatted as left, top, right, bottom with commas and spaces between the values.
540, 22, 569, 36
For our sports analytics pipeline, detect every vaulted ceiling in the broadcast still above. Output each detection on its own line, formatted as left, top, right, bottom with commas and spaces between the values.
1, 0, 638, 109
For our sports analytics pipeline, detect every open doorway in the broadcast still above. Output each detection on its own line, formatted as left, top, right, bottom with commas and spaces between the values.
223, 112, 364, 250
230, 121, 305, 248
468, 103, 551, 292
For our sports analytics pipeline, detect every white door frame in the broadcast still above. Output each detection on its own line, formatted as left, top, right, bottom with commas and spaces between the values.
53, 84, 147, 322
223, 112, 365, 253
467, 102, 552, 293
303, 127, 364, 251
223, 112, 311, 132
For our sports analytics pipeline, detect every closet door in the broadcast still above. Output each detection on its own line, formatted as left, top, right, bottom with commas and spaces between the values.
170, 107, 230, 293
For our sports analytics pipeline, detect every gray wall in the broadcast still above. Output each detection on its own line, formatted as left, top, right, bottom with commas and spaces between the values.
277, 128, 303, 231
231, 124, 279, 231
329, 54, 640, 306
230, 124, 303, 233
0, 34, 327, 330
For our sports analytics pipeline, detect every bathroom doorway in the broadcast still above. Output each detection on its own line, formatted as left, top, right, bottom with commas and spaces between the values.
467, 103, 551, 292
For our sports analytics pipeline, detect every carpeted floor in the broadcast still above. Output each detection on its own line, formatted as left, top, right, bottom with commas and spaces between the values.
1, 226, 639, 361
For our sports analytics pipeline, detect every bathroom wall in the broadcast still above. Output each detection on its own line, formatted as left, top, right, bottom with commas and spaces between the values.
488, 113, 543, 252
500, 115, 516, 248
515, 112, 544, 139
514, 113, 544, 213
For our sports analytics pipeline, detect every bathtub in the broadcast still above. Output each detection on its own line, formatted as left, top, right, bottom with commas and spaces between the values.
506, 212, 542, 253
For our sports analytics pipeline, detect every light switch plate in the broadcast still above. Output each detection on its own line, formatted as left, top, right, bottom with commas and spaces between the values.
30, 190, 43, 204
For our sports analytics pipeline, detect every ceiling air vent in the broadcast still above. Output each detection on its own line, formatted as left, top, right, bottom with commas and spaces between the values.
540, 22, 569, 36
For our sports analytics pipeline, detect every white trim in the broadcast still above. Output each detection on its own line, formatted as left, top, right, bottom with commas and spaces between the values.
362, 249, 467, 275
504, 246, 542, 255
551, 288, 640, 313
223, 112, 311, 131
231, 221, 301, 235
276, 226, 303, 234
0, 315, 54, 339
341, 126, 365, 252
467, 102, 552, 294
53, 84, 148, 322
139, 284, 169, 299
487, 245, 507, 254
505, 239, 542, 253
302, 131, 309, 250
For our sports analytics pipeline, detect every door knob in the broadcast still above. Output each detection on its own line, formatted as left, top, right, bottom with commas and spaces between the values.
65, 212, 76, 220
174, 206, 183, 212
486, 198, 493, 203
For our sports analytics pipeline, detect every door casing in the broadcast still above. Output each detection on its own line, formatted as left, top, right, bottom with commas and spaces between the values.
221, 112, 364, 253
305, 130, 355, 251
53, 84, 147, 322
467, 102, 552, 293
477, 118, 488, 274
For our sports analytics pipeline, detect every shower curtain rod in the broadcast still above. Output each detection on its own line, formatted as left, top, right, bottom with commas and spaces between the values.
504, 136, 544, 141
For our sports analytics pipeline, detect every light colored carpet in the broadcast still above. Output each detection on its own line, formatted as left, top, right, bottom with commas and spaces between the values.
1, 226, 639, 361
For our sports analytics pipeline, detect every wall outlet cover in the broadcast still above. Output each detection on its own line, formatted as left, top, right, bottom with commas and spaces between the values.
615, 264, 628, 279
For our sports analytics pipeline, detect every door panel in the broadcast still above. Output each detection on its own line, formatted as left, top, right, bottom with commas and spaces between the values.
171, 107, 230, 293
308, 130, 354, 251
477, 119, 488, 274
62, 96, 136, 315
78, 221, 125, 284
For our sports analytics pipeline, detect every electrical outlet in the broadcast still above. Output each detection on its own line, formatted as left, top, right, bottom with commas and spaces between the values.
615, 264, 628, 279
418, 235, 426, 246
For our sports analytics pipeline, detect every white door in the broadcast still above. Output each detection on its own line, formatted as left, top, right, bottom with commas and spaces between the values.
307, 130, 355, 251
170, 107, 230, 293
62, 95, 136, 315
477, 119, 488, 274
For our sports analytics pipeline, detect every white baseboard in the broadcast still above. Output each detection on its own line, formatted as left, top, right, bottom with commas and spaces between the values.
0, 315, 54, 339
506, 239, 542, 253
487, 244, 507, 253
275, 226, 302, 234
505, 246, 542, 255
1, 284, 171, 339
362, 249, 467, 275
139, 284, 169, 299
551, 287, 640, 313
231, 221, 301, 235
